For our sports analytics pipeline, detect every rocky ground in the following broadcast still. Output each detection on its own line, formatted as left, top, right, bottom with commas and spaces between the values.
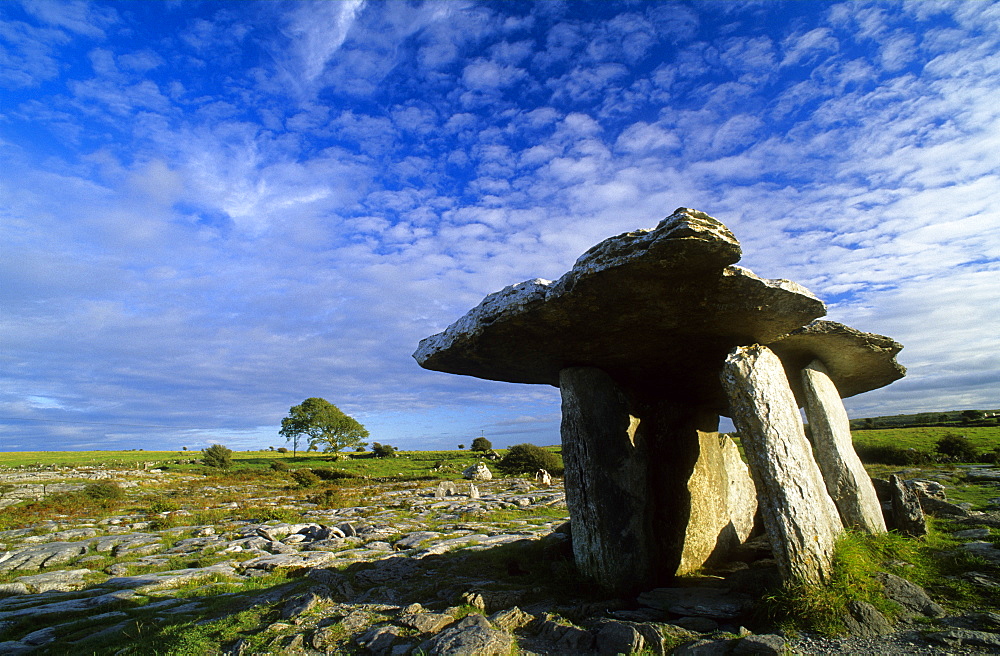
0, 465, 999, 654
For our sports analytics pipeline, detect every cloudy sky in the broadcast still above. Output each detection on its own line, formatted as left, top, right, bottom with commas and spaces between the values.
2, 1, 998, 453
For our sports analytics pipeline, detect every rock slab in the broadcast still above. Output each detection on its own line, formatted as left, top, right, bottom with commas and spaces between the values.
800, 359, 886, 533
721, 344, 843, 586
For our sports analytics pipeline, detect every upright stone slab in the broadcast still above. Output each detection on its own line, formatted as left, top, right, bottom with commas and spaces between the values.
677, 433, 757, 575
801, 359, 886, 533
889, 474, 927, 538
559, 367, 651, 593
722, 345, 843, 586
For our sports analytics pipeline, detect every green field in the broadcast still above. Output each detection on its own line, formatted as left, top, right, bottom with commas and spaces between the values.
852, 425, 1000, 452
0, 447, 564, 479
1, 425, 997, 470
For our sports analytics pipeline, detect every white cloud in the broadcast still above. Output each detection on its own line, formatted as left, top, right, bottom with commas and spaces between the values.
461, 58, 526, 89
20, 0, 116, 39
286, 0, 365, 82
0, 19, 69, 87
4, 1, 1000, 452
781, 28, 839, 67
615, 121, 680, 154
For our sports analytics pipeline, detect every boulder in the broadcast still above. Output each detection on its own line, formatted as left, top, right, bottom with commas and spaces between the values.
595, 620, 644, 654
721, 345, 843, 586
434, 481, 457, 498
888, 475, 927, 537
732, 634, 789, 655
876, 572, 945, 618
422, 613, 515, 656
462, 463, 492, 481
842, 600, 893, 637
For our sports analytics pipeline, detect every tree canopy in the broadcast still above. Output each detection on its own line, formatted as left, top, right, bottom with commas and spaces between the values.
279, 397, 369, 456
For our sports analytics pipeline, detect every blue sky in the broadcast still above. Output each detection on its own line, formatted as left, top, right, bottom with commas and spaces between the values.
2, 1, 998, 453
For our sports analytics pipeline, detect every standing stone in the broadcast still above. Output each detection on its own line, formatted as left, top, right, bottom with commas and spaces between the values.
889, 475, 927, 537
560, 366, 651, 593
722, 345, 843, 586
677, 433, 757, 575
801, 359, 886, 533
434, 481, 457, 498
468, 482, 480, 499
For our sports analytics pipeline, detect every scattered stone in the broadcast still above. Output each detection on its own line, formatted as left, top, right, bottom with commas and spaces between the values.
422, 613, 515, 656
487, 606, 535, 632
397, 604, 454, 634
965, 469, 1000, 482
595, 620, 644, 654
104, 562, 238, 592
357, 625, 407, 654
842, 599, 893, 637
926, 628, 1000, 649
281, 590, 328, 620
876, 572, 945, 618
959, 541, 1000, 565
732, 633, 788, 655
463, 463, 493, 481
460, 588, 526, 614
961, 571, 1000, 588
394, 531, 442, 551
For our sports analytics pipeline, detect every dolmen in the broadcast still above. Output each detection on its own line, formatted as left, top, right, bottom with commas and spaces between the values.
414, 208, 904, 594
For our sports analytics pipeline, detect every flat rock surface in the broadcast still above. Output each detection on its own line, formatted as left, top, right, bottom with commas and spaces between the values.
415, 208, 826, 409
0, 465, 996, 655
771, 320, 906, 402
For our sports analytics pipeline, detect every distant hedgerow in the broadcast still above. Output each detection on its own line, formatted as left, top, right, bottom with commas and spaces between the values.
854, 444, 932, 466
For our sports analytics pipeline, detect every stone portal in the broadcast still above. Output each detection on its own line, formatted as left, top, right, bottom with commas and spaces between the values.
414, 208, 904, 593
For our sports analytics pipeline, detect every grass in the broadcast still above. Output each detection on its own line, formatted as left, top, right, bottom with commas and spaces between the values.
852, 425, 1000, 454
0, 446, 564, 478
764, 516, 999, 635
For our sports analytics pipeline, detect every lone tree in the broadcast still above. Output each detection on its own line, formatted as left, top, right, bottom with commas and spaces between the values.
471, 436, 492, 452
279, 397, 369, 457
202, 444, 233, 469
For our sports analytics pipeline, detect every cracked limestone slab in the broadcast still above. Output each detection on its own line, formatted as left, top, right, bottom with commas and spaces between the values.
414, 208, 826, 410
770, 319, 905, 404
